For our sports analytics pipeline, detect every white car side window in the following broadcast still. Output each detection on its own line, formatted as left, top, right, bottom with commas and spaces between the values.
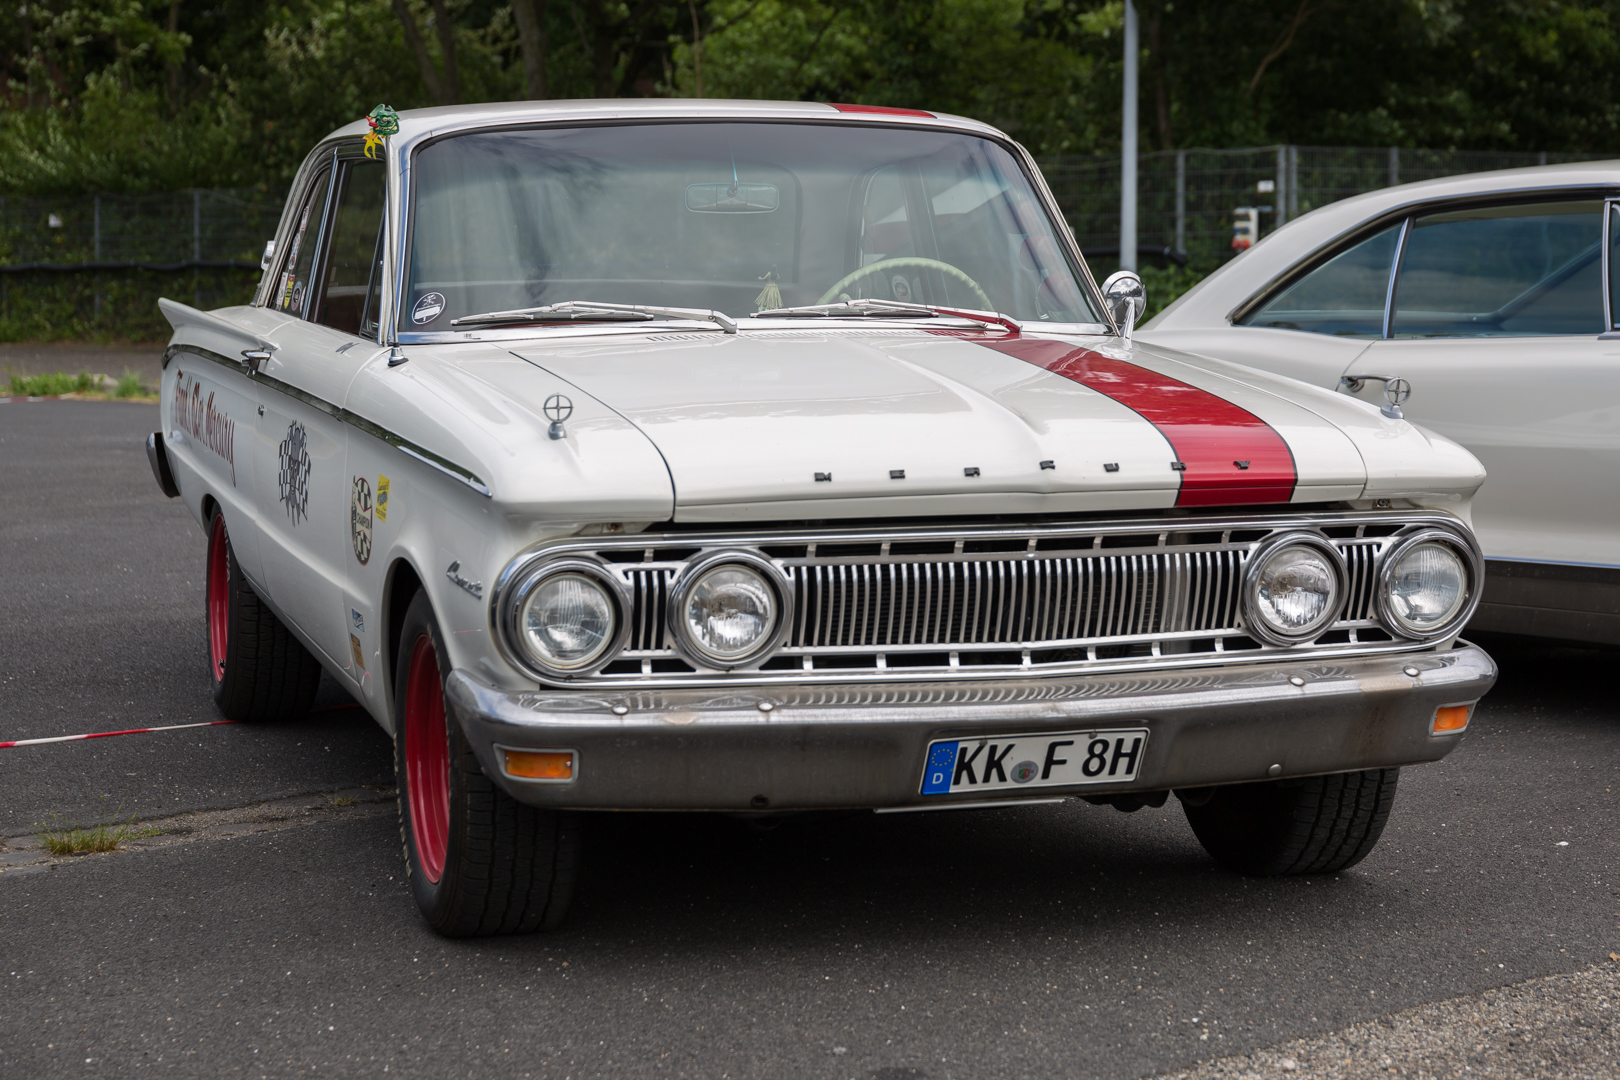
1391, 200, 1603, 338
272, 167, 333, 317
1238, 223, 1401, 337
312, 158, 387, 337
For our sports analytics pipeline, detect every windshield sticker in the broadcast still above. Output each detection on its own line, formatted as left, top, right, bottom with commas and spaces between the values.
350, 475, 373, 565
277, 421, 311, 525
170, 371, 236, 486
375, 475, 390, 521
412, 292, 446, 324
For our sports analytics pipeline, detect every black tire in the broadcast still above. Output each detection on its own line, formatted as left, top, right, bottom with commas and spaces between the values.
206, 508, 322, 722
394, 590, 581, 937
1181, 768, 1400, 875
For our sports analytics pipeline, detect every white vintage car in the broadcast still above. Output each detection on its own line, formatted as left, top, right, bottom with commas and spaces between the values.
1141, 162, 1620, 645
148, 101, 1495, 937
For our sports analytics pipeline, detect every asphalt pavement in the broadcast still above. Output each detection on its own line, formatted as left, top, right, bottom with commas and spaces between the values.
1, 396, 1617, 1079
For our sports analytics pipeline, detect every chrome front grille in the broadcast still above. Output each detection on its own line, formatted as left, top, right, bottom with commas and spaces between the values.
502, 513, 1463, 688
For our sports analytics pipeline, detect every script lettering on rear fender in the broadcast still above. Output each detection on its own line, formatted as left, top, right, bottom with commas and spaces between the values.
170, 370, 236, 486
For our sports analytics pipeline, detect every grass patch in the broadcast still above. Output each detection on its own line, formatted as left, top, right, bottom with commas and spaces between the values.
331, 795, 356, 807
37, 806, 161, 855
8, 368, 153, 399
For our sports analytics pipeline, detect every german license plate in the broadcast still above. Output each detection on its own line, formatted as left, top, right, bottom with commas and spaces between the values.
919, 728, 1150, 795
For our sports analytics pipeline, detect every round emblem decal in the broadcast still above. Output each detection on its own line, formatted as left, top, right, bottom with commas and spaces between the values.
1011, 760, 1039, 784
411, 292, 446, 325
350, 476, 374, 565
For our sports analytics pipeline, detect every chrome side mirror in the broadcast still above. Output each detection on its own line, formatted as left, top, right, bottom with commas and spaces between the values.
1101, 270, 1147, 342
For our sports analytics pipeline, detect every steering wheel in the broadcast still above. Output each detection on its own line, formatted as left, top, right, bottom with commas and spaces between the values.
818, 257, 994, 310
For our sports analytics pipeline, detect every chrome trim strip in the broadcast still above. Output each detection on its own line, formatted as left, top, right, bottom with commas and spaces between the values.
1605, 200, 1617, 332
161, 343, 491, 497
1381, 216, 1413, 339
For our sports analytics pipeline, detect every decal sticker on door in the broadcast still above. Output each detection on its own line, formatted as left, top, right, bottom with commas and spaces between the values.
277, 421, 311, 525
375, 475, 389, 521
350, 475, 373, 565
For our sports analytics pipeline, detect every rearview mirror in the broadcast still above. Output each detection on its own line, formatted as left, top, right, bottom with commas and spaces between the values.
685, 183, 780, 213
1101, 270, 1147, 342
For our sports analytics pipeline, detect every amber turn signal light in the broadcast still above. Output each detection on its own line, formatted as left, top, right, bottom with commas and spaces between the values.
503, 749, 575, 780
1432, 705, 1471, 734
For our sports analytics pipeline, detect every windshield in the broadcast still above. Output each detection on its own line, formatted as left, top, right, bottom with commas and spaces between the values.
401, 121, 1100, 332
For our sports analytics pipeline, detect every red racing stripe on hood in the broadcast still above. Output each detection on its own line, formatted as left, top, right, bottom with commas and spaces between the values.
974, 337, 1296, 507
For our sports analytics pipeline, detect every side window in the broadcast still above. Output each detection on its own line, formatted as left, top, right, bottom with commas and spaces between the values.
1238, 222, 1401, 337
1392, 200, 1603, 337
313, 159, 388, 336
273, 167, 332, 317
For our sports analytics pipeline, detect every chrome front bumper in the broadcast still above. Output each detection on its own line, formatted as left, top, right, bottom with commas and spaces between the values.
444, 643, 1496, 811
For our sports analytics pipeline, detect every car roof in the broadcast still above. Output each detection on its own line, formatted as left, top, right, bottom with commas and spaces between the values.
324, 98, 1005, 144
1146, 159, 1620, 329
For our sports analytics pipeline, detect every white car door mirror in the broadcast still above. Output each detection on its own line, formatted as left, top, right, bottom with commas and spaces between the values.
1101, 270, 1147, 342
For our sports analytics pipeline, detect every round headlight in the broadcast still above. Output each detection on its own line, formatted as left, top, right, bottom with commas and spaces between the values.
669, 552, 790, 669
1381, 537, 1470, 636
1243, 536, 1345, 645
518, 571, 617, 672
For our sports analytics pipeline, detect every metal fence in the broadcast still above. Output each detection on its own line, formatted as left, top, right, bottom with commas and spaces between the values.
1039, 145, 1617, 272
1, 143, 1616, 316
0, 188, 285, 271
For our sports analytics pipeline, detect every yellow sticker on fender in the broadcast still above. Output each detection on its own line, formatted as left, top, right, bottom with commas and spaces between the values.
375, 475, 389, 521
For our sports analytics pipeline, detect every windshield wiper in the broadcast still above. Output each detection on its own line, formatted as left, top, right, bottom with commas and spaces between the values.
755, 298, 1021, 333
450, 301, 738, 334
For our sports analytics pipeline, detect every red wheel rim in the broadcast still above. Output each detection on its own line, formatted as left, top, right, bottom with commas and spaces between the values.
404, 633, 451, 884
207, 515, 230, 685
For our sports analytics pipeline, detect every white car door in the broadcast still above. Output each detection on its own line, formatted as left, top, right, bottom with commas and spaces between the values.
1343, 197, 1620, 568
254, 146, 389, 672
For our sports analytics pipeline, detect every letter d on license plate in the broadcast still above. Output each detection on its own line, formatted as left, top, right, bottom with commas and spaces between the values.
919, 728, 1150, 795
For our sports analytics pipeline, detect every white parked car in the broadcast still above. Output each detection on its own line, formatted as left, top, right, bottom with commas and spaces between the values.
1141, 162, 1620, 645
148, 100, 1495, 936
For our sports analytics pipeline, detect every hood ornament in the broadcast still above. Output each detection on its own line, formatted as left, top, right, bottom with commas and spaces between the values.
544, 394, 574, 440
1339, 374, 1411, 419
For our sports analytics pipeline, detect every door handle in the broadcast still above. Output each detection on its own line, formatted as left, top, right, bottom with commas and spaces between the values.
240, 349, 273, 375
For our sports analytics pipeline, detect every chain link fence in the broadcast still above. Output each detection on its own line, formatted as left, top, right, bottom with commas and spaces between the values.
1040, 145, 1615, 275
2, 144, 1615, 340
0, 188, 286, 270
0, 187, 286, 340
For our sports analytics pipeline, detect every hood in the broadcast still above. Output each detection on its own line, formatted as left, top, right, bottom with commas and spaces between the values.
494, 327, 1435, 523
